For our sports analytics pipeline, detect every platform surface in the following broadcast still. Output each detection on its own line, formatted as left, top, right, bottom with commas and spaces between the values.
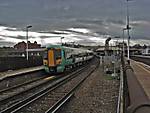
0, 66, 44, 80
131, 60, 150, 98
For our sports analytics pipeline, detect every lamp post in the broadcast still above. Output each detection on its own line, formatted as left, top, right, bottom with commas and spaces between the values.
126, 0, 132, 64
26, 25, 32, 61
60, 37, 64, 45
122, 28, 127, 57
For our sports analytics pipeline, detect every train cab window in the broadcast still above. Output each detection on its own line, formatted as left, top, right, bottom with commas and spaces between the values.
43, 51, 48, 59
54, 49, 61, 60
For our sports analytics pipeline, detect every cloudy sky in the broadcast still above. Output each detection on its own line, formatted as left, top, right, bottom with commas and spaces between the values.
0, 0, 150, 47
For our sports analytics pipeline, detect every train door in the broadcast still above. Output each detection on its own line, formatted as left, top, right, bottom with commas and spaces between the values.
48, 49, 55, 66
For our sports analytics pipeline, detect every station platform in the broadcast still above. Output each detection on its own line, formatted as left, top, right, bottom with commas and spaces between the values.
130, 60, 150, 98
0, 66, 44, 80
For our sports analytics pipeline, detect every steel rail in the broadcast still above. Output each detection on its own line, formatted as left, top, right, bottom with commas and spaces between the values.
0, 75, 57, 102
11, 66, 87, 113
0, 69, 45, 92
0, 59, 93, 112
2, 58, 97, 113
0, 76, 45, 94
0, 66, 86, 113
45, 62, 99, 113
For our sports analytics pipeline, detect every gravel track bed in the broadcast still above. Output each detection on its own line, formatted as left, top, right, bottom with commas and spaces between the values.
15, 59, 98, 113
0, 60, 93, 112
57, 63, 119, 113
0, 75, 57, 111
0, 70, 46, 91
0, 76, 53, 101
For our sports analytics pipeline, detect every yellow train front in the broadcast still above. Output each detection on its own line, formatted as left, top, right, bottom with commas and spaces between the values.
43, 45, 65, 73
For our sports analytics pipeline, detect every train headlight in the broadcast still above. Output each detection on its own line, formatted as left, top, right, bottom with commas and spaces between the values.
43, 60, 48, 65
56, 59, 62, 64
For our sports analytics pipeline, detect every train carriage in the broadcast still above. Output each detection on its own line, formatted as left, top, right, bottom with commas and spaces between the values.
43, 45, 93, 73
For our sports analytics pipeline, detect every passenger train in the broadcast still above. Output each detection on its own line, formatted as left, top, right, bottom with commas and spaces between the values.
43, 45, 94, 73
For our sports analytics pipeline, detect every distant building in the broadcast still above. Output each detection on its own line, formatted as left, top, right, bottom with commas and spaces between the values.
14, 41, 41, 51
117, 42, 127, 48
142, 46, 150, 55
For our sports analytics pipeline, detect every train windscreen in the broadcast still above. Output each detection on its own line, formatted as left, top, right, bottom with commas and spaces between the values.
43, 51, 48, 59
54, 49, 61, 60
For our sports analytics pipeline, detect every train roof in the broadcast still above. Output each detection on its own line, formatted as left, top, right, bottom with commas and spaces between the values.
46, 45, 62, 49
46, 45, 93, 53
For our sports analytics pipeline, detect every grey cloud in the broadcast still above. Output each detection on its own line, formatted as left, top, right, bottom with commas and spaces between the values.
0, 0, 149, 46
40, 36, 61, 39
77, 19, 105, 26
0, 23, 8, 26
0, 38, 3, 40
5, 28, 18, 31
131, 21, 150, 27
75, 39, 104, 46
63, 30, 86, 35
131, 23, 140, 27
131, 36, 150, 40
15, 35, 26, 39
38, 31, 68, 35
106, 19, 125, 25
0, 41, 15, 47
0, 35, 25, 39
77, 19, 125, 27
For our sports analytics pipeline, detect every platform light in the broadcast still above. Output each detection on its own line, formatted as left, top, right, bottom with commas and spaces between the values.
126, 0, 133, 64
26, 25, 32, 61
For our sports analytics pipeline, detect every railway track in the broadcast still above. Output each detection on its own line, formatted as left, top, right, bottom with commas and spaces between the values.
0, 75, 59, 111
0, 76, 45, 94
0, 59, 89, 96
0, 75, 57, 102
0, 61, 89, 91
0, 58, 98, 113
0, 70, 46, 91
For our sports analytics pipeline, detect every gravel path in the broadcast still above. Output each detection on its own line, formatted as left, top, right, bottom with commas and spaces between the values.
58, 64, 119, 113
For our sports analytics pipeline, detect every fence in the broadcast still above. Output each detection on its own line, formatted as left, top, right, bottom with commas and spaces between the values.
0, 56, 43, 72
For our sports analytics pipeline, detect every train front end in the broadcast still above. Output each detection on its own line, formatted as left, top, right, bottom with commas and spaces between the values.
43, 46, 65, 73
